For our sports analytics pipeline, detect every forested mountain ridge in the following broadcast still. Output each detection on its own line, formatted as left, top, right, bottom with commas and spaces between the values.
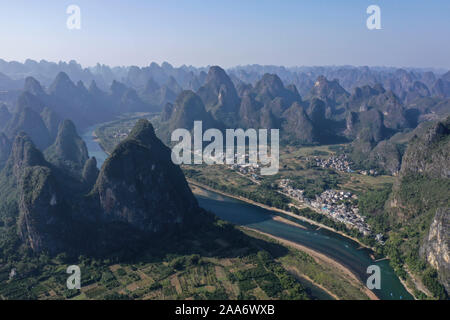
374, 116, 450, 298
0, 119, 208, 257
0, 63, 449, 299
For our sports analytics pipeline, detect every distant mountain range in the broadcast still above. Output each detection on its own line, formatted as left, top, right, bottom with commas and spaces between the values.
1, 63, 450, 170
1, 59, 449, 103
0, 60, 449, 298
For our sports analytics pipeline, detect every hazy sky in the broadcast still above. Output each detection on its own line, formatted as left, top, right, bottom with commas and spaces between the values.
0, 0, 449, 69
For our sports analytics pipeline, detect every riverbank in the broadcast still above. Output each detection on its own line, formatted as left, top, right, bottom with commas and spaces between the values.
399, 275, 418, 300
240, 226, 379, 300
292, 273, 339, 300
402, 266, 429, 299
190, 180, 381, 300
188, 179, 373, 252
92, 130, 111, 155
189, 180, 421, 300
191, 184, 307, 230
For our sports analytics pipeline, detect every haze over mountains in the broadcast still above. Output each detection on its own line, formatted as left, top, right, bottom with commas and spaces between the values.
0, 59, 449, 298
1, 59, 449, 172
1, 59, 449, 104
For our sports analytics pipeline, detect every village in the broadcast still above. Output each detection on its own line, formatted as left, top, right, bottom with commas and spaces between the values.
110, 127, 132, 140
278, 179, 384, 244
310, 153, 354, 172
229, 162, 262, 183
308, 154, 379, 176
224, 160, 385, 245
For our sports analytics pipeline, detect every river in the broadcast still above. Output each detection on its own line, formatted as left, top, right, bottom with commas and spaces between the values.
81, 124, 413, 300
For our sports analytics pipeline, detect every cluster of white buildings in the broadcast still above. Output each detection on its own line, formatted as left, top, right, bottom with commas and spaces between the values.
111, 128, 131, 139
311, 154, 382, 177
310, 154, 354, 173
310, 189, 371, 236
230, 163, 261, 182
278, 179, 386, 242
